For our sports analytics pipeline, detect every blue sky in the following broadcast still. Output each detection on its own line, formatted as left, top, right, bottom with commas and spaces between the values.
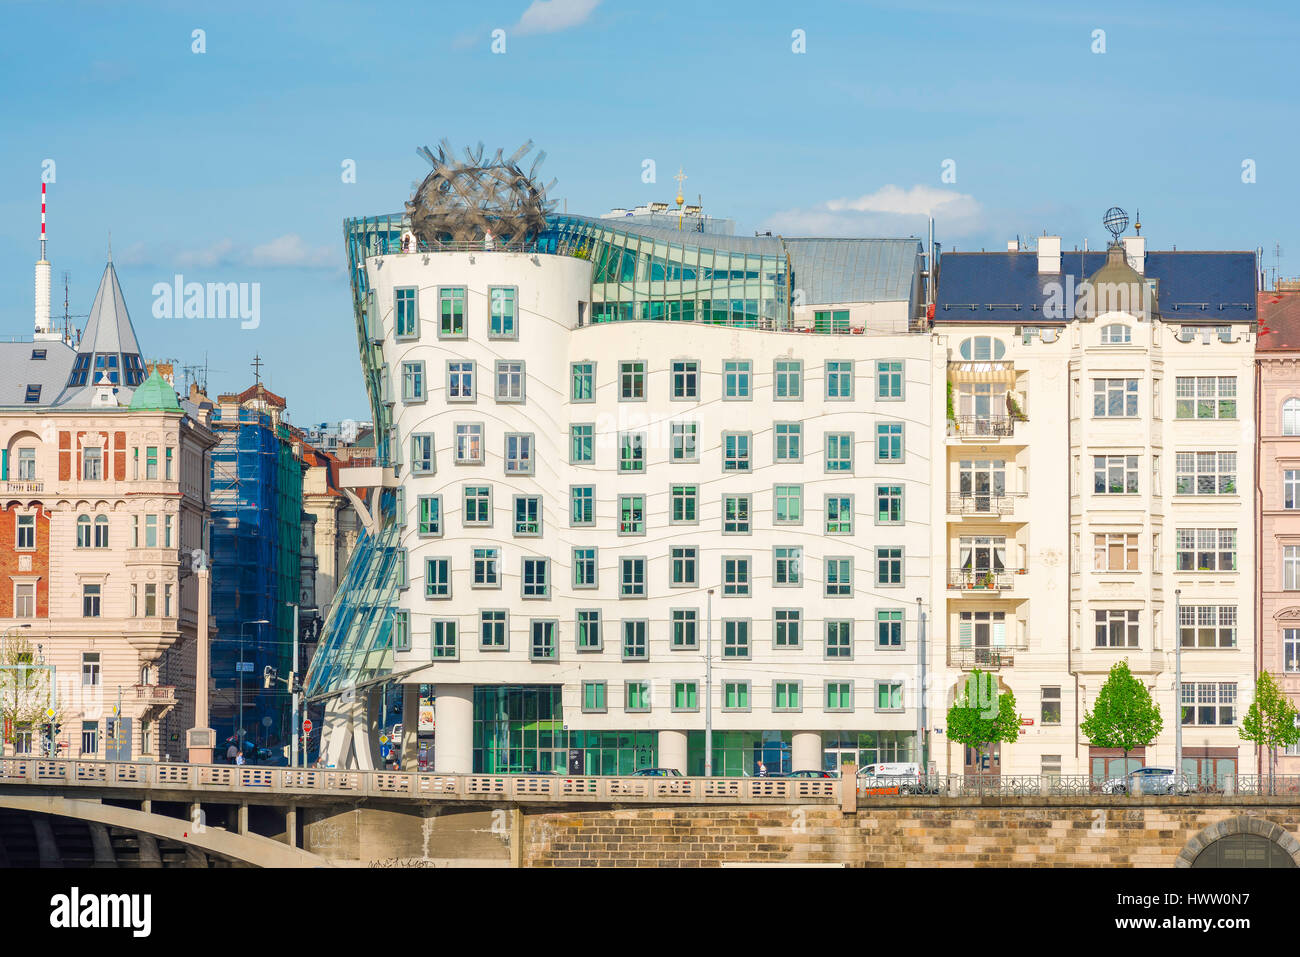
1, 0, 1296, 421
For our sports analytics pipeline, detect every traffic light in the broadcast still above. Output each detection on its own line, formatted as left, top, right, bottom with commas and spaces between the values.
263, 666, 276, 689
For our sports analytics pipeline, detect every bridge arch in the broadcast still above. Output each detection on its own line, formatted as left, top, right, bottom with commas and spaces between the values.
1176, 814, 1300, 868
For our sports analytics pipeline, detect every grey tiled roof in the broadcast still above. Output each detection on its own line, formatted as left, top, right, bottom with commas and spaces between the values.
0, 340, 76, 407
54, 260, 145, 408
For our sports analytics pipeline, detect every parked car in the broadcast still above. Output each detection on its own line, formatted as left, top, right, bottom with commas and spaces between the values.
787, 769, 837, 779
630, 767, 683, 777
857, 762, 938, 795
1100, 766, 1191, 795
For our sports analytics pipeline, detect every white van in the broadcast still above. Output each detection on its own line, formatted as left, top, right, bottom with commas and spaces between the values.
857, 762, 935, 794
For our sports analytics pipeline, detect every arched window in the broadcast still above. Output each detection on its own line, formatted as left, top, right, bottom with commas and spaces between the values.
94, 515, 109, 548
76, 515, 91, 548
140, 665, 151, 686
1101, 323, 1130, 344
958, 336, 1006, 361
1284, 398, 1300, 436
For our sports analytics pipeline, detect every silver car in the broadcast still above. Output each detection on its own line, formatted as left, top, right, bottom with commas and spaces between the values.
1101, 766, 1191, 795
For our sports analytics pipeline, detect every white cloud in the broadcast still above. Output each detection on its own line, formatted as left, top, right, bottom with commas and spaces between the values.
768, 184, 983, 238
175, 239, 238, 269
249, 234, 336, 268
513, 0, 600, 36
167, 234, 336, 270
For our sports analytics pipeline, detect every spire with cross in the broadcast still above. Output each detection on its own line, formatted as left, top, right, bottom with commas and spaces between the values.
251, 353, 264, 386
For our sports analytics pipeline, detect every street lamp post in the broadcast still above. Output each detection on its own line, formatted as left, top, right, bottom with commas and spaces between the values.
917, 597, 927, 775
286, 601, 300, 768
1174, 589, 1182, 783
705, 588, 714, 777
238, 619, 270, 753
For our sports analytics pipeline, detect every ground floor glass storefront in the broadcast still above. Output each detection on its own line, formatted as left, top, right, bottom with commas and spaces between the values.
822, 732, 917, 772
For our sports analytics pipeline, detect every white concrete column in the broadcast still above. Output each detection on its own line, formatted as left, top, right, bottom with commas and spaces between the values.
792, 731, 823, 772
434, 684, 474, 774
657, 730, 688, 774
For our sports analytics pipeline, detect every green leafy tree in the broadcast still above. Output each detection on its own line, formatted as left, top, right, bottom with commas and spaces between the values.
1239, 670, 1300, 794
1080, 660, 1162, 775
946, 669, 1021, 772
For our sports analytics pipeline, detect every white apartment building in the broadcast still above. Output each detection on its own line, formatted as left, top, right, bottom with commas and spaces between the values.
932, 236, 1258, 781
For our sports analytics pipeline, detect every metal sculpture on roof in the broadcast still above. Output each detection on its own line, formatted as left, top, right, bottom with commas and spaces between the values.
1103, 206, 1129, 242
406, 140, 557, 249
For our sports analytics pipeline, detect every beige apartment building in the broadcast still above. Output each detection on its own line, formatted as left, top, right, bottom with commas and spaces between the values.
1257, 286, 1300, 775
933, 235, 1259, 782
0, 258, 216, 760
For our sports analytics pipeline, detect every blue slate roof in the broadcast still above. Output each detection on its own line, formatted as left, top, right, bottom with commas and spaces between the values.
935, 249, 1257, 321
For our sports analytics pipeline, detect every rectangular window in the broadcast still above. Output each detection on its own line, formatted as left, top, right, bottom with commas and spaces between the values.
876, 360, 904, 399
723, 360, 751, 399
619, 432, 646, 473
723, 680, 750, 711
625, 681, 651, 712
876, 485, 903, 524
774, 681, 801, 712
573, 548, 598, 589
145, 514, 158, 548
672, 609, 698, 649
774, 608, 802, 648
826, 360, 853, 399
83, 447, 103, 480
826, 495, 853, 535
17, 448, 36, 481
522, 558, 550, 598
402, 361, 426, 402
1093, 378, 1139, 417
1287, 546, 1300, 590
146, 446, 159, 479
619, 495, 645, 535
825, 557, 852, 597
1175, 376, 1236, 419
876, 547, 903, 586
13, 583, 35, 619
82, 584, 101, 618
622, 620, 648, 661
454, 423, 483, 464
773, 546, 802, 586
513, 495, 541, 536
393, 611, 411, 653
619, 557, 646, 598
619, 360, 646, 400
447, 360, 475, 401
723, 619, 750, 659
826, 432, 853, 472
1093, 532, 1139, 572
1285, 470, 1300, 510
875, 423, 903, 462
1285, 629, 1300, 673
570, 486, 595, 526
1175, 452, 1237, 495
671, 547, 697, 586
1094, 609, 1139, 648
495, 361, 525, 402
82, 652, 101, 687
723, 556, 750, 596
438, 286, 466, 337
1175, 528, 1237, 572
410, 434, 435, 474
576, 610, 602, 650
144, 582, 157, 616
480, 610, 508, 649
875, 682, 904, 712
876, 609, 903, 648
581, 681, 606, 713
16, 514, 35, 550
723, 432, 751, 472
673, 681, 699, 711
671, 422, 698, 462
774, 422, 802, 462
1178, 605, 1237, 649
473, 547, 500, 588
825, 681, 853, 712
418, 496, 444, 540
671, 360, 698, 399
464, 485, 492, 526
1093, 455, 1139, 494
826, 619, 853, 658
504, 433, 534, 474
774, 484, 802, 525
1041, 687, 1062, 725
723, 495, 751, 534
425, 558, 451, 599
570, 424, 594, 463
671, 485, 698, 524
394, 287, 419, 338
570, 362, 594, 402
431, 620, 458, 659
488, 286, 517, 338
530, 620, 557, 660
814, 309, 851, 334
165, 447, 173, 480
1181, 682, 1236, 726
774, 359, 802, 399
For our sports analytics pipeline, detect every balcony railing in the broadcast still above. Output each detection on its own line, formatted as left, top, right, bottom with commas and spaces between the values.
1, 481, 43, 494
947, 492, 1020, 515
134, 684, 178, 707
947, 568, 1026, 590
950, 415, 1021, 437
948, 647, 1028, 670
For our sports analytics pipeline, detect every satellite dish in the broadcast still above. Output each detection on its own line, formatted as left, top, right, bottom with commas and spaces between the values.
1103, 207, 1129, 242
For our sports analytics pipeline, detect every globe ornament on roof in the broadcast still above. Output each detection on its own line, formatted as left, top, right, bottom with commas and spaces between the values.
1103, 206, 1129, 242
406, 140, 557, 249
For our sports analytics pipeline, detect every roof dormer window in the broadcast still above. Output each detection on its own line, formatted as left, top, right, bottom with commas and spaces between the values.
24, 385, 41, 403
31, 348, 46, 360
1101, 323, 1131, 344
958, 336, 1006, 360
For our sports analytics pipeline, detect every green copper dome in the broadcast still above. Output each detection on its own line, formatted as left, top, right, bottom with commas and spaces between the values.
128, 368, 181, 411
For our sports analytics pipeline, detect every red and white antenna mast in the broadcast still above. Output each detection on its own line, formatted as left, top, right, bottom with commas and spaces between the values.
34, 181, 57, 340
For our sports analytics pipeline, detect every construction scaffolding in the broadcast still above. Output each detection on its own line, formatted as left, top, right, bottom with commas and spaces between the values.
209, 408, 304, 751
